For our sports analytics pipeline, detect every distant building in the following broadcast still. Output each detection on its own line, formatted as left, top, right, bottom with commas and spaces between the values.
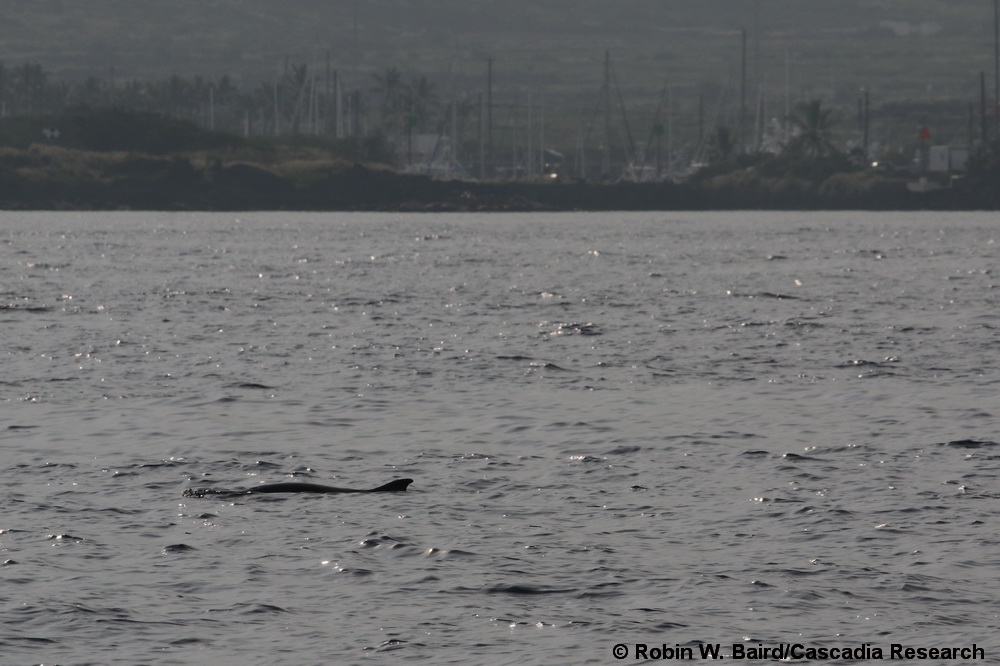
928, 145, 969, 173
398, 134, 462, 177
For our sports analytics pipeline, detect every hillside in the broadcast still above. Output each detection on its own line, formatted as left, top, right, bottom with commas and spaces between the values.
6, 1, 995, 96
3, 1, 998, 162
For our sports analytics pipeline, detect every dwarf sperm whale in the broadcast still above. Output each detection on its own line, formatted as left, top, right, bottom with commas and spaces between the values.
182, 478, 412, 498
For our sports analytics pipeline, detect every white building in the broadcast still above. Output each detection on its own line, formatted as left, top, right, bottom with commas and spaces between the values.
928, 145, 969, 172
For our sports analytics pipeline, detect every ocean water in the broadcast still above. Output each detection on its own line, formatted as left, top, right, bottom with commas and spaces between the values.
1, 210, 998, 665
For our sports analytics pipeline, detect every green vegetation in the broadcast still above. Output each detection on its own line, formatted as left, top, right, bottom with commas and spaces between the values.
0, 102, 996, 210
1, 1, 997, 169
965, 137, 1000, 203
785, 100, 841, 158
685, 96, 1000, 209
0, 106, 241, 154
5, 0, 1000, 216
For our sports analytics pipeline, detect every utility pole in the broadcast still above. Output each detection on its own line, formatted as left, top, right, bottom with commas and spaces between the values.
478, 92, 484, 179
753, 0, 761, 89
450, 98, 457, 175
487, 57, 494, 177
981, 71, 988, 145
325, 50, 331, 136
784, 47, 791, 143
698, 92, 705, 148
753, 0, 762, 149
208, 87, 215, 131
527, 73, 533, 178
349, 0, 359, 137
995, 0, 999, 139
273, 77, 280, 136
667, 86, 673, 177
448, 55, 457, 174
602, 50, 611, 178
539, 99, 546, 176
862, 89, 869, 159
969, 102, 976, 148
740, 29, 747, 151
335, 70, 343, 138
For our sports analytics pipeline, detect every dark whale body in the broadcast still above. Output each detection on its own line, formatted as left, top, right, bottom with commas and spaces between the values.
249, 479, 413, 494
182, 478, 412, 498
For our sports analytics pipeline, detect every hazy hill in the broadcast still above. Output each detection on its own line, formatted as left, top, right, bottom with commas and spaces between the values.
3, 1, 998, 155
6, 1, 995, 95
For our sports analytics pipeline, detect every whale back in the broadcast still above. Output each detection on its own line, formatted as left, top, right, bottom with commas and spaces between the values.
182, 478, 414, 497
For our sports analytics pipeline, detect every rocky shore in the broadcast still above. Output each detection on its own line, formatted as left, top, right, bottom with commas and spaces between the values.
0, 144, 993, 212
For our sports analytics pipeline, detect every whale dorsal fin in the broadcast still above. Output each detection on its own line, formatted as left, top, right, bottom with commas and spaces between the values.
368, 478, 413, 492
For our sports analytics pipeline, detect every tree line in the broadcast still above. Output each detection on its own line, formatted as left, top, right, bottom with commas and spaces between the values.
4, 59, 1000, 194
0, 61, 455, 145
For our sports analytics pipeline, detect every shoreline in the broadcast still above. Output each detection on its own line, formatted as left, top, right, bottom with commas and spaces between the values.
1, 148, 993, 213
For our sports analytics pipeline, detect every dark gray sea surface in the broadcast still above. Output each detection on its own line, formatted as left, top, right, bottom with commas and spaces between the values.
2, 211, 998, 664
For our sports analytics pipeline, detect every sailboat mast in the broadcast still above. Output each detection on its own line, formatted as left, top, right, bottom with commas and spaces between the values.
603, 50, 611, 177
995, 0, 999, 138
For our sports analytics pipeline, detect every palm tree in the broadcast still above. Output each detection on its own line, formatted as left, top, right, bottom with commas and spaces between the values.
785, 99, 839, 157
10, 62, 52, 112
707, 125, 738, 164
282, 63, 310, 133
71, 76, 107, 106
370, 66, 405, 135
404, 75, 438, 130
148, 75, 195, 116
